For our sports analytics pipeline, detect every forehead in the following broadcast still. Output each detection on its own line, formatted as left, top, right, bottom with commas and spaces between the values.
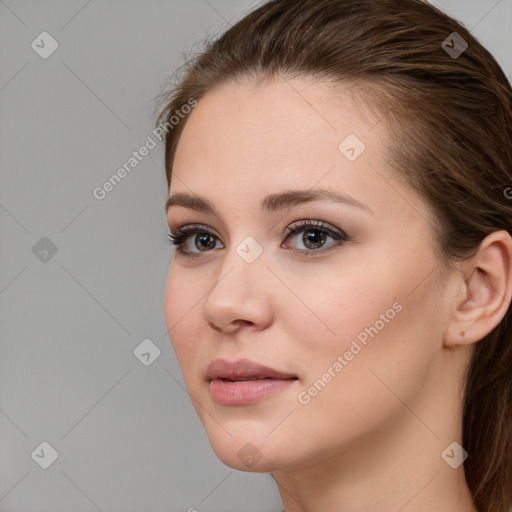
172, 77, 385, 189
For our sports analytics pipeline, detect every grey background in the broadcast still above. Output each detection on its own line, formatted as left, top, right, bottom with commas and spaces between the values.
0, 1, 510, 511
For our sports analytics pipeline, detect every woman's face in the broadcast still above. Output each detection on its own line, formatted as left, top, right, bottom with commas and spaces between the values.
164, 76, 450, 472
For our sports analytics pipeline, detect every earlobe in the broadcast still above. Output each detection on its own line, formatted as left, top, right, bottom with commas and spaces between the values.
444, 230, 512, 348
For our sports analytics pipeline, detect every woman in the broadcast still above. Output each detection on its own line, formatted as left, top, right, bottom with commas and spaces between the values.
156, 0, 512, 510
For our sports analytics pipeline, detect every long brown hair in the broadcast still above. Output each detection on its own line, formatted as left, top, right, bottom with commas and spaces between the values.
154, 1, 512, 509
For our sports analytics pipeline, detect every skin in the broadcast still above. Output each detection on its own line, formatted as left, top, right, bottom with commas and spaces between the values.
163, 75, 512, 512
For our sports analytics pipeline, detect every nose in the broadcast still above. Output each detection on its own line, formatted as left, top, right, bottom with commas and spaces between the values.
202, 242, 274, 334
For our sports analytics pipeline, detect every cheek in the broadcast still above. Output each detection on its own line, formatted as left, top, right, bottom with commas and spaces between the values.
289, 240, 436, 369
289, 260, 440, 441
164, 265, 204, 367
290, 280, 403, 409
278, 257, 404, 359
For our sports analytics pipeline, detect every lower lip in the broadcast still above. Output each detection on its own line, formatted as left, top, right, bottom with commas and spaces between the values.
209, 378, 297, 405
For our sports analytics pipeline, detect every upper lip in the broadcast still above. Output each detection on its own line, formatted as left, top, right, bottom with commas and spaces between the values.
207, 358, 297, 381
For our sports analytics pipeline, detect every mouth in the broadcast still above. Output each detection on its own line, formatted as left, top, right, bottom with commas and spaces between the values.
207, 358, 298, 405
216, 376, 292, 382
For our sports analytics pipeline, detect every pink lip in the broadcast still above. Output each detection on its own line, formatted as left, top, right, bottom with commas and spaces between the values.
207, 358, 298, 406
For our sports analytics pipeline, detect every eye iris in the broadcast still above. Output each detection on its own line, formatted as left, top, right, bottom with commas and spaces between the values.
303, 229, 326, 249
196, 233, 216, 251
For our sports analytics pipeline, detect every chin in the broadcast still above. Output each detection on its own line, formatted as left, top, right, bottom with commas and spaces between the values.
203, 428, 284, 472
211, 443, 284, 473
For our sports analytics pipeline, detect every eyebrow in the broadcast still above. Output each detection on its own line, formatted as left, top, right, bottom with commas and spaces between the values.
165, 188, 374, 216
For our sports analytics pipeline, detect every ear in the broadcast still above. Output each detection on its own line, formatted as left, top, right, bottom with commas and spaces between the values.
444, 230, 512, 348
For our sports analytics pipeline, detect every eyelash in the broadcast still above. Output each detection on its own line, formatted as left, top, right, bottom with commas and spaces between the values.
166, 220, 349, 259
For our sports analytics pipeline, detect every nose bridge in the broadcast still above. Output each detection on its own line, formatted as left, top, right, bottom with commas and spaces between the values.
213, 232, 267, 294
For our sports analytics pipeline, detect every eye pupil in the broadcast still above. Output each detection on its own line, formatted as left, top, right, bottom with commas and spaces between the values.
196, 233, 216, 251
303, 230, 326, 249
